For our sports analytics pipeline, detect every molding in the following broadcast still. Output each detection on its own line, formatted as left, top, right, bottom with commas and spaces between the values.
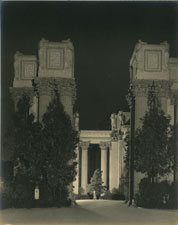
80, 130, 111, 138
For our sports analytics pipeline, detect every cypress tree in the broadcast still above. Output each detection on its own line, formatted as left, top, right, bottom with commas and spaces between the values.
42, 91, 78, 204
134, 84, 174, 183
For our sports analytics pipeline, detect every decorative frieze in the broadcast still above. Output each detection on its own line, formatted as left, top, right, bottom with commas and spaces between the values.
33, 77, 76, 104
14, 51, 37, 81
38, 38, 74, 78
131, 80, 172, 98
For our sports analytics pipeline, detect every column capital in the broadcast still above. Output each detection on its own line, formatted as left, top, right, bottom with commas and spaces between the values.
80, 141, 90, 150
130, 80, 172, 98
99, 141, 111, 150
33, 77, 76, 104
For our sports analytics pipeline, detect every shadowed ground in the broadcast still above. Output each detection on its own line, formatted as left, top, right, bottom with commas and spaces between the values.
1, 200, 178, 225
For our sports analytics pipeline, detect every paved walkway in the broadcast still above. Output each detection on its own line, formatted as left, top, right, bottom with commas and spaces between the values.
0, 200, 178, 225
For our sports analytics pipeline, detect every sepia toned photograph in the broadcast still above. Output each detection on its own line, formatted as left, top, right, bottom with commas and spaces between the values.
1, 1, 178, 224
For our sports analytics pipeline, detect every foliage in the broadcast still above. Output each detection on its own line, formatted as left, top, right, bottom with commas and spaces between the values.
124, 133, 130, 171
86, 184, 93, 195
135, 178, 177, 209
74, 194, 89, 200
134, 106, 174, 183
0, 179, 13, 209
101, 188, 125, 200
100, 190, 113, 200
111, 188, 125, 200
4, 91, 78, 208
122, 133, 130, 201
41, 92, 78, 202
74, 187, 89, 200
3, 94, 36, 208
90, 169, 106, 198
86, 184, 94, 199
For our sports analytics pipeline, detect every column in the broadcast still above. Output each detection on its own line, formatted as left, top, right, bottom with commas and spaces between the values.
109, 131, 119, 191
29, 95, 38, 122
100, 142, 110, 187
80, 141, 90, 193
33, 78, 52, 121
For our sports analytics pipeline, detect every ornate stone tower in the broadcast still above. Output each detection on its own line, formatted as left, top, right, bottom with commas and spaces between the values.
34, 38, 76, 121
10, 38, 76, 122
10, 38, 77, 200
10, 52, 38, 116
129, 41, 178, 192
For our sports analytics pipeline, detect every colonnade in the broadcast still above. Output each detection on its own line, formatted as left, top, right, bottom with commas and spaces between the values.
80, 141, 111, 192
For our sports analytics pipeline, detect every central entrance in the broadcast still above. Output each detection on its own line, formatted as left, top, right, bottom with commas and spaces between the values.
78, 130, 112, 193
88, 144, 101, 183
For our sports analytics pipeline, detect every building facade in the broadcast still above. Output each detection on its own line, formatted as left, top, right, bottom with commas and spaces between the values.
129, 41, 178, 193
74, 111, 129, 194
9, 39, 178, 197
10, 38, 76, 123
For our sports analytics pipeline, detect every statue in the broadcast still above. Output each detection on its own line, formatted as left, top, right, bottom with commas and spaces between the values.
110, 113, 117, 130
118, 111, 125, 127
75, 112, 79, 131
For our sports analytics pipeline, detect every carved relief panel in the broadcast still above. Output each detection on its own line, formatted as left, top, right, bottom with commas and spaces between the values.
38, 38, 74, 78
14, 52, 37, 80
13, 52, 37, 88
22, 61, 37, 79
47, 48, 64, 69
144, 50, 162, 72
130, 41, 170, 81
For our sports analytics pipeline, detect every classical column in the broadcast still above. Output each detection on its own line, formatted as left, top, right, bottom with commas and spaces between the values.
100, 142, 110, 187
110, 131, 120, 191
80, 141, 90, 193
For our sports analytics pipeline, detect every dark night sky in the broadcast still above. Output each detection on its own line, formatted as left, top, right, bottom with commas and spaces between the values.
1, 1, 178, 134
